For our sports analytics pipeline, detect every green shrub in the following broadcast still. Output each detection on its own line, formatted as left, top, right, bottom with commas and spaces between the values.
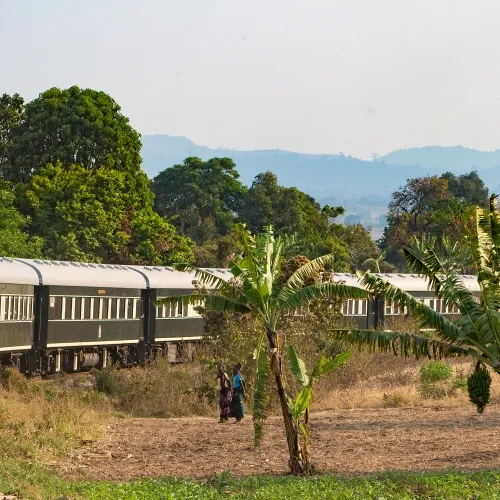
419, 361, 453, 399
92, 368, 119, 396
420, 361, 453, 384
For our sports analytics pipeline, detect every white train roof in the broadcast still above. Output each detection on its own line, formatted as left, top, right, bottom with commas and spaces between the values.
332, 272, 480, 292
14, 259, 147, 288
128, 266, 231, 289
0, 257, 40, 285
0, 258, 482, 293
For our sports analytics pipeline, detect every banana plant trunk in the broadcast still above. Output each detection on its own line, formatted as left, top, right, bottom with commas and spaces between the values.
266, 328, 309, 474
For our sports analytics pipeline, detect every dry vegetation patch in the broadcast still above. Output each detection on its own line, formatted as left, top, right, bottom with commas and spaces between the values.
54, 404, 500, 482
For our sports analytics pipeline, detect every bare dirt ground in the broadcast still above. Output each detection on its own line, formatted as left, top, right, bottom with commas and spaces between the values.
54, 404, 500, 481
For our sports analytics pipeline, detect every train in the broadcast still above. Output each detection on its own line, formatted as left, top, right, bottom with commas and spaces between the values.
0, 257, 480, 374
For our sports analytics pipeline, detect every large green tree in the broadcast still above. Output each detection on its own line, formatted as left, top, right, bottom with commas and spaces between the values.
152, 156, 247, 244
161, 226, 367, 474
3, 86, 142, 183
382, 173, 486, 269
441, 171, 489, 207
17, 163, 193, 264
0, 185, 41, 258
240, 171, 350, 265
0, 93, 24, 173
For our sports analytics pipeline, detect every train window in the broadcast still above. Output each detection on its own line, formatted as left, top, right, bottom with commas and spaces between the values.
96, 298, 101, 319
133, 298, 139, 318
70, 297, 75, 320
385, 301, 391, 315
107, 298, 112, 320
361, 300, 367, 315
101, 298, 108, 320
13, 296, 19, 320
110, 298, 117, 319
71, 297, 82, 319
82, 298, 90, 319
429, 299, 434, 310
177, 300, 183, 317
118, 298, 125, 319
90, 298, 95, 319
124, 298, 129, 319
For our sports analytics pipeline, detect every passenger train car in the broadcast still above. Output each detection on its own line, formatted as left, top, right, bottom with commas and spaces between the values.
0, 258, 480, 374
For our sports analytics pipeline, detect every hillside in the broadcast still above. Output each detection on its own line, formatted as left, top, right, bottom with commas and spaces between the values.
141, 136, 500, 238
379, 146, 500, 170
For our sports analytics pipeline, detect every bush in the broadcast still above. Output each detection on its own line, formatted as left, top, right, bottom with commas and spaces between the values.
419, 361, 454, 399
92, 368, 120, 396
420, 361, 453, 384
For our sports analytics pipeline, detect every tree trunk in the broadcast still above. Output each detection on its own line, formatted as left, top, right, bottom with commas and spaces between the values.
267, 328, 309, 474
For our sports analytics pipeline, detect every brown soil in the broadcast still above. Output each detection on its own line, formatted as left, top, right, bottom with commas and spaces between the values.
54, 404, 500, 481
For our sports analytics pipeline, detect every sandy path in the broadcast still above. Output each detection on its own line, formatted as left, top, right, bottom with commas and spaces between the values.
55, 404, 500, 481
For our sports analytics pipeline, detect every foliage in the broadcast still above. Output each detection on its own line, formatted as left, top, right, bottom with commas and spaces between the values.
240, 172, 351, 265
157, 225, 368, 474
337, 194, 500, 411
92, 368, 120, 396
287, 346, 351, 461
152, 157, 247, 246
0, 93, 24, 173
419, 361, 453, 399
442, 171, 489, 207
1, 463, 500, 500
382, 172, 487, 269
331, 223, 383, 271
419, 360, 453, 384
0, 187, 41, 257
16, 163, 193, 264
253, 333, 271, 447
4, 86, 142, 184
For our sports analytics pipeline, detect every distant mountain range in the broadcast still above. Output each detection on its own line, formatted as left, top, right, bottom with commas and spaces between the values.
141, 136, 500, 238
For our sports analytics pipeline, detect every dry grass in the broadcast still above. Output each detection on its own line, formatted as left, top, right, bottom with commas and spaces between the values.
0, 369, 111, 461
105, 358, 217, 418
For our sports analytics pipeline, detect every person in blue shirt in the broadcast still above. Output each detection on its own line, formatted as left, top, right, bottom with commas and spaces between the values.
231, 363, 246, 422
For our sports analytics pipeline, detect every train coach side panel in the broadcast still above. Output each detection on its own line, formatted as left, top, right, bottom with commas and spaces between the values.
0, 284, 34, 352
45, 286, 143, 348
154, 288, 204, 341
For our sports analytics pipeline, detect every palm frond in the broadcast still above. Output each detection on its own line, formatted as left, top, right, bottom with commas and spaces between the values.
490, 194, 500, 255
253, 332, 271, 448
358, 272, 467, 345
333, 329, 471, 359
277, 282, 369, 310
156, 293, 251, 314
284, 254, 335, 290
173, 263, 238, 294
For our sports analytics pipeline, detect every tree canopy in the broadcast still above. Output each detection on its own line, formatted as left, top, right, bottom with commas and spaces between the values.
0, 185, 41, 258
0, 93, 24, 173
152, 157, 247, 243
3, 86, 142, 183
16, 163, 193, 264
382, 172, 488, 269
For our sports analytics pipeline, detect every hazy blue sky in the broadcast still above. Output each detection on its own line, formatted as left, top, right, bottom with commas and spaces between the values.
2, 0, 500, 158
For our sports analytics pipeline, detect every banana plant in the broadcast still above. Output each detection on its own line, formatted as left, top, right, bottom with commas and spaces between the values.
156, 224, 368, 474
287, 345, 351, 468
335, 194, 500, 412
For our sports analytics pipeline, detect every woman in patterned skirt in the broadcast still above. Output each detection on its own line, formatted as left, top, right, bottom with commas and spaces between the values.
216, 364, 232, 423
